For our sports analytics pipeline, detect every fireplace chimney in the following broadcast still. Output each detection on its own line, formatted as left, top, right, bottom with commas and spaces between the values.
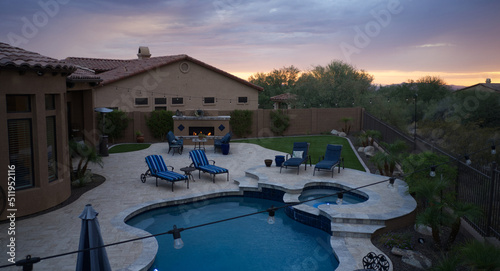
137, 46, 151, 59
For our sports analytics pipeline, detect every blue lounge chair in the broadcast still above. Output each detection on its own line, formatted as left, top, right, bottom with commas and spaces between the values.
166, 131, 183, 155
280, 142, 311, 174
314, 144, 344, 177
214, 132, 232, 153
189, 150, 229, 183
141, 155, 188, 191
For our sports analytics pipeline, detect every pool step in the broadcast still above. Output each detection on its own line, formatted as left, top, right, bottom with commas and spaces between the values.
233, 176, 259, 189
331, 222, 385, 238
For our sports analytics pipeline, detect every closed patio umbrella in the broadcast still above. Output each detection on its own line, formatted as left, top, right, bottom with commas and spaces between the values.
76, 204, 112, 271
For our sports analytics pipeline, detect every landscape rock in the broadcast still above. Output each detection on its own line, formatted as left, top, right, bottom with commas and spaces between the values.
338, 132, 346, 137
391, 247, 432, 270
330, 129, 339, 135
414, 224, 432, 236
357, 147, 365, 153
364, 146, 375, 157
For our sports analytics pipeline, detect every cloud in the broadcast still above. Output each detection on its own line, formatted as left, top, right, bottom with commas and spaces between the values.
415, 43, 455, 48
0, 0, 499, 86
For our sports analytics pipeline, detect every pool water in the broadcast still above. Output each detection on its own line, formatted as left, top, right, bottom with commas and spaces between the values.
126, 197, 339, 271
299, 188, 367, 208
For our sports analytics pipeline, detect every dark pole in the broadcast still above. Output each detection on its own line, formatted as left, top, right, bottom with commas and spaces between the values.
413, 93, 418, 151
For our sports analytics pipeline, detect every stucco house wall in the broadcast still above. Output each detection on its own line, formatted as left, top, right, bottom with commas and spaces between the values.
94, 59, 260, 113
0, 69, 71, 219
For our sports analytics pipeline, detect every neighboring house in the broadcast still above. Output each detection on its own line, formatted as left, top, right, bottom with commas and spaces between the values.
270, 93, 297, 109
65, 47, 263, 114
455, 79, 500, 94
0, 42, 76, 219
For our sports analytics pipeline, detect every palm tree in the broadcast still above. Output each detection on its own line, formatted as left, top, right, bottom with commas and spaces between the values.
403, 152, 482, 251
370, 140, 407, 177
69, 140, 104, 182
340, 117, 352, 135
365, 130, 382, 146
445, 201, 482, 250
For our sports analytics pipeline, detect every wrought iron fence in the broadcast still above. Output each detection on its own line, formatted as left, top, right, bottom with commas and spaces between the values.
362, 110, 500, 240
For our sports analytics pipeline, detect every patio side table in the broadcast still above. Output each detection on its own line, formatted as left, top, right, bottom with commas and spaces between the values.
180, 166, 196, 186
192, 138, 207, 151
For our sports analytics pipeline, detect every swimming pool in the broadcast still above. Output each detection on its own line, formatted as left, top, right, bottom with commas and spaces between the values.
298, 187, 368, 208
126, 196, 339, 271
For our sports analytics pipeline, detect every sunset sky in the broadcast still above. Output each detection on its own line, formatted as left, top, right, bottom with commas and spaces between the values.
1, 0, 499, 87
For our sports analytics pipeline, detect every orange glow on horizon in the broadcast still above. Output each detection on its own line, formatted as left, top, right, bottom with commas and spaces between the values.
230, 70, 500, 87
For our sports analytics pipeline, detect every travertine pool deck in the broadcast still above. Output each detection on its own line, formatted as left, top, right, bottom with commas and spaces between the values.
0, 142, 416, 271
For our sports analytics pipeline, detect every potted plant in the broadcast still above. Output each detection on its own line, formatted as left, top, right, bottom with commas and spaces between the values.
197, 132, 206, 140
136, 130, 145, 143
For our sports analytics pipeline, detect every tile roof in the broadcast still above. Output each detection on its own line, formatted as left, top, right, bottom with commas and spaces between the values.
0, 42, 75, 72
67, 67, 102, 82
64, 54, 264, 91
64, 57, 132, 73
456, 83, 500, 92
270, 93, 297, 101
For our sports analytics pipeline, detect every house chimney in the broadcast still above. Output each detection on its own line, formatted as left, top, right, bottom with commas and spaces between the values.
137, 46, 151, 59
486, 78, 491, 84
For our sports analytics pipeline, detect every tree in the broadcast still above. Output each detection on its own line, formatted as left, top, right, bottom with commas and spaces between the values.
230, 110, 253, 137
98, 109, 131, 144
270, 109, 290, 136
146, 110, 174, 141
402, 152, 481, 250
453, 91, 500, 128
370, 140, 407, 177
293, 60, 373, 108
69, 140, 103, 185
248, 66, 300, 109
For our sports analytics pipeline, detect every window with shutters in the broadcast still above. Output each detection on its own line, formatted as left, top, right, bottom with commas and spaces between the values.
46, 116, 58, 182
8, 119, 35, 189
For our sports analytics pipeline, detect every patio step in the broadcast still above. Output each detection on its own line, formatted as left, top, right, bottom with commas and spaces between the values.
331, 217, 385, 226
331, 222, 385, 238
233, 176, 259, 189
244, 170, 260, 181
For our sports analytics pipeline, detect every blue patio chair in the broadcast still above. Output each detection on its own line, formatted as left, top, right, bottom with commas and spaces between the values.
189, 150, 229, 183
280, 142, 311, 175
166, 131, 183, 155
313, 144, 344, 177
214, 132, 232, 153
141, 155, 189, 191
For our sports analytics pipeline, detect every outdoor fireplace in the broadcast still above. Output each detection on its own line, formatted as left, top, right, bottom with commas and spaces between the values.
172, 115, 230, 144
189, 127, 215, 136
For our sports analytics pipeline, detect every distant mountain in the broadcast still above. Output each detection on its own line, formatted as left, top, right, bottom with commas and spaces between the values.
373, 83, 467, 91
448, 84, 466, 91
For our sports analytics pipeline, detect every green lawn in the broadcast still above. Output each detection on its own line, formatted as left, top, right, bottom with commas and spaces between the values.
233, 135, 365, 171
109, 143, 151, 154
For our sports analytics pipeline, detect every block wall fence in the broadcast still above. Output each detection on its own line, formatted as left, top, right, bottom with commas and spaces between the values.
109, 107, 364, 144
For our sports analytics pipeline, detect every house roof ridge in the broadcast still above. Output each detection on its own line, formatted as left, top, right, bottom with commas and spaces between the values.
65, 53, 262, 91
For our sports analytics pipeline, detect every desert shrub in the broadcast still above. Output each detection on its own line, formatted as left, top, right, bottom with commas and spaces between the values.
98, 109, 130, 143
146, 110, 174, 141
270, 109, 290, 136
230, 110, 253, 138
